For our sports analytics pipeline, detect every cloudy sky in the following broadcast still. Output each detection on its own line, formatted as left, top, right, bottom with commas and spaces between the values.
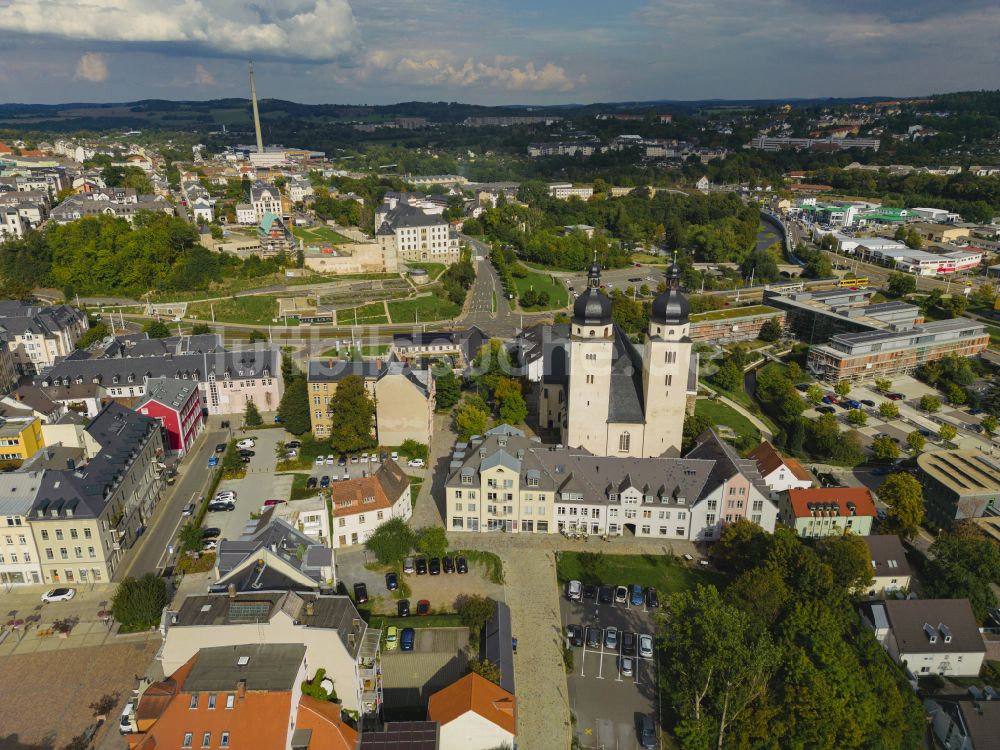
1, 0, 999, 105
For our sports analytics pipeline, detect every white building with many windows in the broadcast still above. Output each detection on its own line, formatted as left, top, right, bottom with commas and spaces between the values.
328, 459, 412, 548
0, 471, 44, 586
375, 203, 461, 264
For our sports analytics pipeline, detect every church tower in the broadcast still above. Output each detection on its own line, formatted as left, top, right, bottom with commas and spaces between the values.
565, 258, 614, 455
642, 258, 692, 457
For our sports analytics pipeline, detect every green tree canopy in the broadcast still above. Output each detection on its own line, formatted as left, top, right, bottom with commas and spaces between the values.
434, 370, 461, 411
364, 517, 415, 566
879, 473, 924, 540
327, 374, 376, 453
144, 320, 170, 339
416, 527, 449, 559
277, 377, 310, 435
456, 402, 490, 440
244, 400, 263, 427
111, 573, 169, 629
872, 435, 900, 461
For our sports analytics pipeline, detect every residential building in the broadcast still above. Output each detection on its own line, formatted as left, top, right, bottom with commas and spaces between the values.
49, 193, 174, 224
924, 694, 1000, 750
376, 203, 461, 265
863, 535, 912, 597
807, 318, 989, 384
390, 327, 488, 370
527, 142, 598, 157
328, 460, 411, 549
746, 135, 880, 151
541, 260, 696, 458
0, 415, 43, 468
427, 673, 516, 750
0, 206, 29, 241
190, 198, 213, 223
861, 598, 986, 677
689, 306, 785, 344
1, 385, 66, 423
778, 487, 876, 537
235, 203, 256, 225
258, 212, 293, 256
213, 515, 335, 593
466, 115, 561, 127
307, 359, 434, 446
250, 183, 282, 222
136, 378, 203, 455
0, 471, 44, 585
547, 182, 594, 200
0, 301, 88, 374
128, 644, 357, 750
0, 339, 16, 394
29, 402, 164, 584
161, 591, 378, 715
916, 449, 1000, 527
444, 425, 776, 540
747, 441, 814, 493
271, 497, 332, 546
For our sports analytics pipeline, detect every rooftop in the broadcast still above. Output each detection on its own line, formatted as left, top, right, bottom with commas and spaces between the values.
183, 644, 305, 693
916, 450, 1000, 497
863, 535, 912, 579
882, 598, 985, 655
689, 305, 781, 323
427, 673, 516, 735
784, 487, 877, 518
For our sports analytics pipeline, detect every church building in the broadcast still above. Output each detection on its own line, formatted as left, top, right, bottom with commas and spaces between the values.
539, 259, 696, 458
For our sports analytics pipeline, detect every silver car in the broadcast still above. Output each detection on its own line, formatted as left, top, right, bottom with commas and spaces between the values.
620, 656, 634, 677
639, 634, 654, 658
604, 626, 618, 650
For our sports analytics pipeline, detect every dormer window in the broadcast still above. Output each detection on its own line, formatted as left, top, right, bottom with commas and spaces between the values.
127, 374, 135, 383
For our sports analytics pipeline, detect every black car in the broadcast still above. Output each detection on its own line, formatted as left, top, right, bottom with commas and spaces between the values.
582, 583, 597, 600
380, 452, 389, 462
207, 501, 235, 512
215, 443, 227, 453
397, 599, 410, 617
415, 558, 428, 575
621, 631, 636, 657
239, 449, 255, 457
860, 399, 876, 407
385, 572, 398, 591
566, 624, 584, 647
442, 556, 455, 573
353, 582, 368, 604
201, 527, 221, 539
456, 556, 468, 574
428, 558, 441, 575
794, 383, 810, 392
645, 587, 659, 609
306, 477, 318, 489
598, 585, 614, 604
337, 456, 347, 466
320, 475, 331, 488
816, 406, 836, 414
286, 440, 302, 449
586, 626, 601, 649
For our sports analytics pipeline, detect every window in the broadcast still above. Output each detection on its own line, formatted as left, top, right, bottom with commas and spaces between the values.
202, 732, 211, 748
586, 374, 594, 384
676, 526, 685, 536
70, 528, 78, 540
40, 530, 48, 541
339, 518, 346, 527
664, 373, 672, 386
189, 695, 198, 709
641, 525, 651, 535
208, 694, 216, 709
226, 694, 235, 709
618, 432, 630, 453
60, 548, 68, 560
221, 732, 230, 747
706, 514, 716, 525
182, 733, 193, 748
55, 530, 63, 541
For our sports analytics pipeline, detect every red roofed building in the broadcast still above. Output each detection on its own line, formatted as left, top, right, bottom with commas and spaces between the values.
428, 673, 516, 750
747, 441, 814, 492
136, 377, 203, 455
779, 486, 876, 538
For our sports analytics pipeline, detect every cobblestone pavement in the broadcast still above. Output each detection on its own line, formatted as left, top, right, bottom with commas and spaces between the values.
409, 413, 456, 530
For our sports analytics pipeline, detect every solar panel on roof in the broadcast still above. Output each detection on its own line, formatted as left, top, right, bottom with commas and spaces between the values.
228, 600, 271, 622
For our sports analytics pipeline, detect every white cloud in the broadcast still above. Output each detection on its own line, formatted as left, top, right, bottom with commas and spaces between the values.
74, 53, 107, 82
365, 52, 584, 92
193, 64, 215, 86
0, 0, 360, 62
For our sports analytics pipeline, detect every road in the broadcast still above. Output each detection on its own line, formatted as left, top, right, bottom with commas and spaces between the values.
114, 427, 228, 579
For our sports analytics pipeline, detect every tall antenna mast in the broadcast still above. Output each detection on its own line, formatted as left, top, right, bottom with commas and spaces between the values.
249, 60, 264, 154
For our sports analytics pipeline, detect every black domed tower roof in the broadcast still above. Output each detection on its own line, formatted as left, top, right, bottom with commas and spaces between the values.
572, 257, 612, 326
651, 256, 690, 325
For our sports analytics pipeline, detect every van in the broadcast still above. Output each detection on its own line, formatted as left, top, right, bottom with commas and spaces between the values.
119, 702, 135, 734
566, 580, 582, 601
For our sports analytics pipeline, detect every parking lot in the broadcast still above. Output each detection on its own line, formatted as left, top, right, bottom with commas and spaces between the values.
303, 451, 419, 487
562, 588, 659, 750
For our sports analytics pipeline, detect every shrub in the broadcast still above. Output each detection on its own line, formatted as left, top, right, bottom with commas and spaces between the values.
365, 517, 416, 566
111, 573, 169, 629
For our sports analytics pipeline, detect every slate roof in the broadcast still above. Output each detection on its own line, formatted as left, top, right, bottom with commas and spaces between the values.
3, 385, 60, 416
687, 429, 771, 498
0, 301, 85, 339
183, 644, 306, 693
137, 378, 198, 412
864, 535, 911, 579
933, 699, 1000, 749
214, 517, 333, 593
308, 358, 431, 396
377, 203, 447, 234
883, 598, 985, 655
0, 470, 44, 516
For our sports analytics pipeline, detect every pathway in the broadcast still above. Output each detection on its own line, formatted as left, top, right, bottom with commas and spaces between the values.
409, 413, 455, 530
697, 384, 774, 442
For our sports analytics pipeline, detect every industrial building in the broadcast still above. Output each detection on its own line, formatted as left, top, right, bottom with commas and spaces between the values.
916, 449, 1000, 527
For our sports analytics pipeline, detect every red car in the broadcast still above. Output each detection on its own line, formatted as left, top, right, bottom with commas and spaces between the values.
886, 393, 905, 401
416, 599, 431, 616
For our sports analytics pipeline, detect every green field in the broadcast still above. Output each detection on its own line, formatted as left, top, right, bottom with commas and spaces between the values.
556, 551, 725, 597
695, 398, 761, 446
388, 296, 461, 323
629, 253, 668, 265
690, 305, 780, 323
295, 225, 352, 245
986, 324, 1000, 349
149, 272, 328, 303
406, 262, 447, 280
187, 295, 280, 326
514, 269, 570, 310
339, 302, 388, 325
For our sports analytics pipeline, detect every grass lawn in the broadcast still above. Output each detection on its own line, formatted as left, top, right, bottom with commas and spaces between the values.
689, 305, 780, 322
287, 473, 321, 501
340, 302, 388, 325
513, 269, 570, 310
295, 225, 352, 245
986, 324, 1000, 349
629, 252, 668, 265
388, 295, 461, 323
406, 262, 447, 280
150, 272, 328, 303
187, 295, 280, 326
321, 344, 390, 358
409, 477, 423, 509
556, 551, 725, 596
704, 379, 755, 410
695, 398, 761, 445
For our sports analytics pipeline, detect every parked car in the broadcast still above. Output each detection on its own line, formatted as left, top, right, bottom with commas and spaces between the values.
400, 627, 415, 652
816, 406, 836, 414
456, 556, 468, 574
385, 572, 398, 591
320, 475, 331, 488
622, 631, 636, 657
391, 451, 399, 460
844, 399, 861, 409
614, 585, 629, 605
215, 490, 236, 501
645, 587, 659, 609
207, 456, 219, 467
207, 501, 235, 512
429, 558, 441, 575
566, 580, 582, 601
306, 477, 318, 489
262, 499, 285, 508
201, 527, 221, 539
338, 455, 347, 466
629, 584, 644, 607
794, 383, 810, 392
586, 626, 601, 649
119, 702, 135, 734
286, 440, 301, 449
598, 585, 614, 604
604, 627, 619, 650
407, 458, 425, 468
442, 556, 455, 573
860, 399, 876, 407
638, 714, 657, 749
214, 443, 227, 453
415, 558, 428, 575
202, 540, 218, 551
397, 599, 410, 617
887, 393, 905, 401
350, 455, 359, 464
566, 624, 583, 647
236, 439, 255, 450
315, 455, 325, 465
353, 582, 368, 604
822, 395, 838, 404
403, 557, 415, 574
238, 449, 255, 457
41, 587, 75, 603
639, 634, 654, 658
182, 503, 195, 516
620, 656, 634, 677
241, 456, 252, 464
582, 583, 597, 601
416, 599, 431, 616
385, 626, 398, 650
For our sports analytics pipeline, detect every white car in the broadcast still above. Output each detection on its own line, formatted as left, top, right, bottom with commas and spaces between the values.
215, 491, 236, 501
41, 587, 76, 603
119, 702, 135, 734
407, 458, 425, 468
620, 656, 634, 677
236, 439, 255, 450
326, 455, 335, 465
639, 634, 654, 659
202, 540, 218, 551
286, 449, 298, 458
391, 451, 399, 461
315, 455, 325, 465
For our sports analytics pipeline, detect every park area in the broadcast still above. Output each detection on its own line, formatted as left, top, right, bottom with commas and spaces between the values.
186, 295, 280, 326
514, 269, 569, 310
387, 295, 461, 323
556, 550, 724, 597
694, 398, 761, 446
294, 225, 352, 245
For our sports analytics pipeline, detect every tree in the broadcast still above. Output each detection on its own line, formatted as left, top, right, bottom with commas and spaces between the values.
947, 295, 968, 318
871, 435, 900, 461
945, 382, 967, 405
874, 377, 893, 393
925, 534, 1000, 621
919, 394, 941, 413
846, 409, 867, 426
758, 317, 782, 342
434, 370, 461, 411
834, 381, 851, 399
467, 658, 503, 686
498, 389, 527, 425
456, 402, 490, 440
416, 527, 448, 559
938, 423, 957, 443
327, 374, 375, 453
191, 323, 211, 334
111, 573, 169, 629
886, 272, 916, 298
248, 329, 267, 344
364, 517, 415, 566
712, 360, 743, 392
878, 473, 924, 540
831, 429, 865, 466
77, 322, 109, 349
401, 439, 428, 460
178, 521, 204, 553
878, 401, 900, 420
144, 319, 170, 338
456, 594, 497, 636
683, 412, 713, 454
806, 384, 824, 405
906, 430, 926, 454
982, 414, 998, 435
816, 534, 875, 592
277, 376, 310, 435
244, 400, 263, 427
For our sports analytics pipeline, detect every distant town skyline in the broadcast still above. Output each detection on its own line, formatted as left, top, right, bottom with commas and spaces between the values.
0, 0, 998, 105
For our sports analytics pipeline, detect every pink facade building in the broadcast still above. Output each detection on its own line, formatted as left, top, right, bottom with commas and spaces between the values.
137, 378, 203, 455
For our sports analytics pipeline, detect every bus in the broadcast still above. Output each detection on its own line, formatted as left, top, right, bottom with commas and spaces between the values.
838, 277, 869, 288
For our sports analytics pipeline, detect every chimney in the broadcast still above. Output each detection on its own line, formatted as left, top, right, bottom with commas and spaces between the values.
66, 458, 75, 471
227, 583, 237, 599
304, 601, 314, 617
237, 679, 247, 701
